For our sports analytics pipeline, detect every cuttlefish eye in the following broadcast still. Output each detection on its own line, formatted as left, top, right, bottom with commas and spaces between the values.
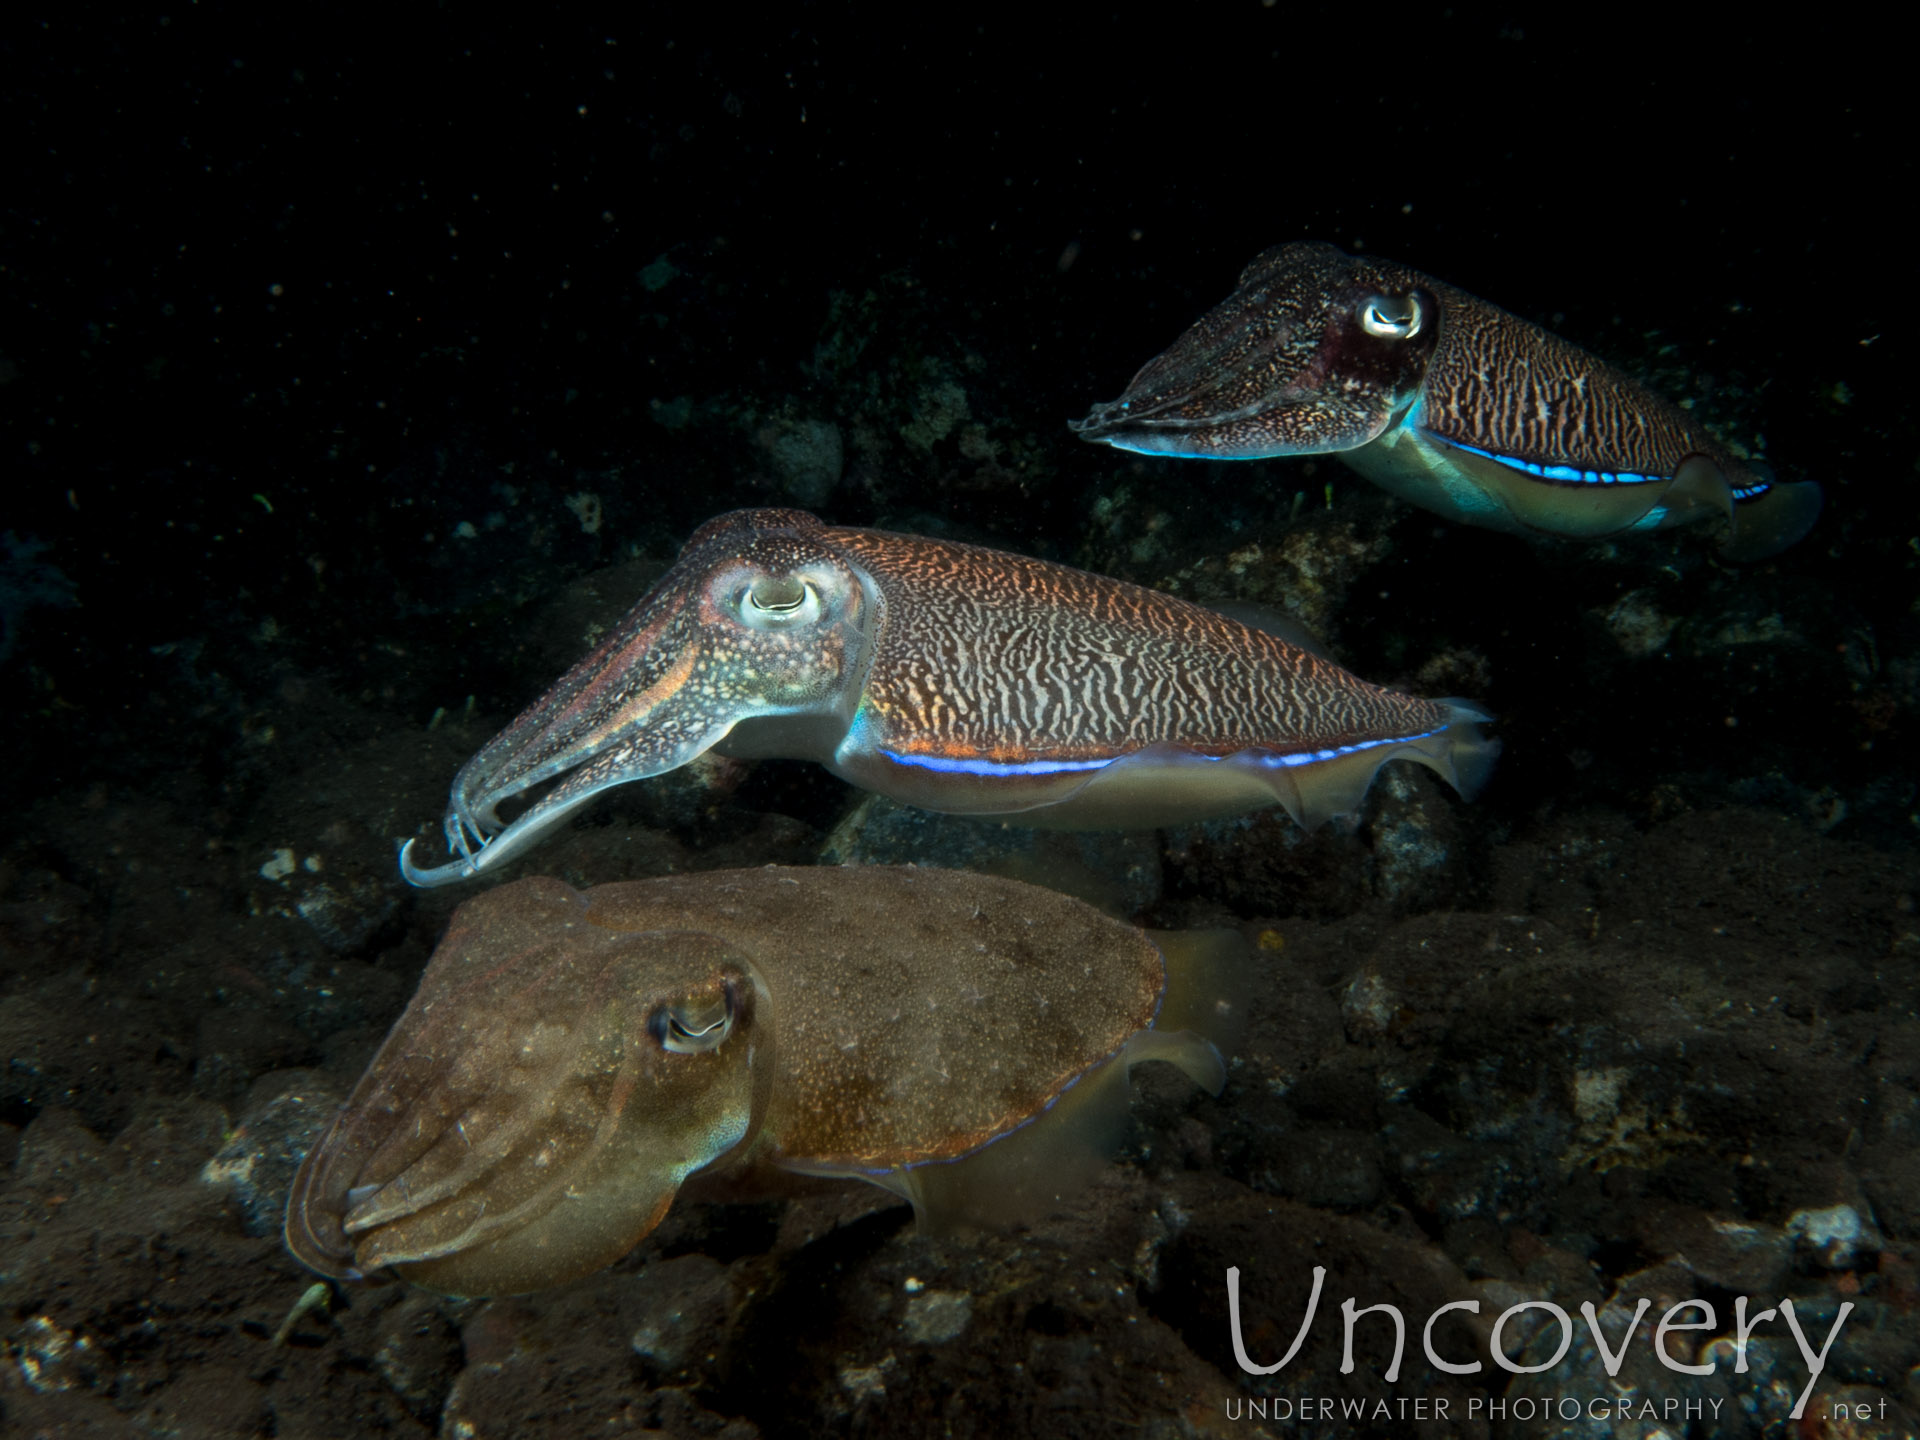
739, 574, 820, 627
747, 575, 806, 612
1360, 294, 1423, 340
648, 979, 739, 1054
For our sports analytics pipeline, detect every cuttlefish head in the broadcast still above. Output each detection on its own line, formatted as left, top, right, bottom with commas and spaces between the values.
287, 881, 776, 1296
1071, 241, 1439, 459
402, 509, 873, 886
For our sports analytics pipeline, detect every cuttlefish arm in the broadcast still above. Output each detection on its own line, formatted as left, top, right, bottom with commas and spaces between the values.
400, 587, 712, 885
399, 510, 878, 886
286, 875, 776, 1297
1074, 241, 1821, 559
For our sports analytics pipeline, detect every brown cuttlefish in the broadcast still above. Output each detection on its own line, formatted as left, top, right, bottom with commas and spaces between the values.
285, 865, 1242, 1297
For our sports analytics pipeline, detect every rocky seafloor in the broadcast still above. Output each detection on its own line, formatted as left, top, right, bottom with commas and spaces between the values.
3, 339, 1917, 1438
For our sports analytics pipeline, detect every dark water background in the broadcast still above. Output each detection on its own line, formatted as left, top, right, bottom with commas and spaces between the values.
2, 8, 1915, 1438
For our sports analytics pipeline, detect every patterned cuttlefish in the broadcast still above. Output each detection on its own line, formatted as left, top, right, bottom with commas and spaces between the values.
398, 508, 1497, 886
286, 866, 1242, 1296
1072, 242, 1821, 561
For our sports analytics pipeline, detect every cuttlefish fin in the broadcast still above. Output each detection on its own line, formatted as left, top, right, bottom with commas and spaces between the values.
1149, 927, 1250, 1066
1721, 462, 1823, 562
869, 1049, 1142, 1234
1631, 453, 1824, 562
1416, 435, 1820, 561
992, 701, 1497, 834
858, 929, 1247, 1235
1256, 699, 1499, 830
1435, 440, 1675, 539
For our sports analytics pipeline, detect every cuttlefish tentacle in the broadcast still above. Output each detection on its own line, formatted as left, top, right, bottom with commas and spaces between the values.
400, 510, 879, 885
399, 509, 1495, 886
1072, 241, 1821, 560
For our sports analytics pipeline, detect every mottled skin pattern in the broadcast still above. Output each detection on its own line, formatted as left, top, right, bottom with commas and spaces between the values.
286, 867, 1203, 1296
1073, 242, 1821, 558
833, 524, 1440, 762
1071, 243, 1439, 454
400, 509, 1490, 885
578, 866, 1165, 1168
1414, 268, 1741, 481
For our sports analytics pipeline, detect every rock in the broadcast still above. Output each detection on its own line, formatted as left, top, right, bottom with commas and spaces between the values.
901, 1288, 972, 1345
11, 1106, 111, 1199
1788, 1203, 1882, 1270
198, 1070, 340, 1237
1149, 1185, 1483, 1414
1602, 587, 1679, 657
288, 874, 400, 954
1502, 1286, 1743, 1439
1363, 766, 1470, 913
444, 1283, 751, 1438
1628, 1203, 1792, 1295
8, 1313, 101, 1395
1238, 1128, 1383, 1209
373, 1291, 466, 1421
628, 1254, 735, 1383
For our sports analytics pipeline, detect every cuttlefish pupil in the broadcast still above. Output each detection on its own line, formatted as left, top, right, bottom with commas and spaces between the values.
1361, 295, 1422, 339
398, 509, 1497, 886
1072, 241, 1820, 560
652, 985, 737, 1054
744, 575, 811, 616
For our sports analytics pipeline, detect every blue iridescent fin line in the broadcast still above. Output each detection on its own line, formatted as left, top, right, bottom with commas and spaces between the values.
1246, 728, 1443, 766
879, 752, 1114, 777
1439, 436, 1665, 488
878, 728, 1444, 778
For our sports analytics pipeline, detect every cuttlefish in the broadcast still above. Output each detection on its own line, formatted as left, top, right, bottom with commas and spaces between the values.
400, 508, 1496, 886
285, 866, 1242, 1296
1073, 242, 1821, 561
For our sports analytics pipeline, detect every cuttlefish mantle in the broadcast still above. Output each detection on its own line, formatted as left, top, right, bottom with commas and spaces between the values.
285, 866, 1244, 1297
399, 508, 1497, 886
1073, 241, 1821, 560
